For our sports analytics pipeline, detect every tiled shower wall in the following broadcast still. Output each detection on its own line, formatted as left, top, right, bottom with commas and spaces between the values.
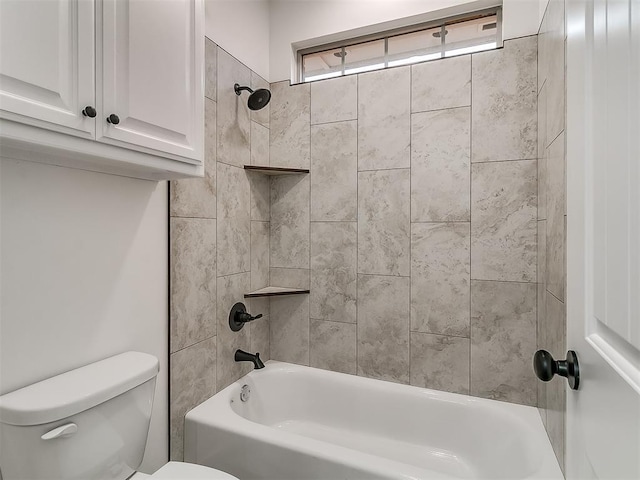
537, 0, 567, 472
268, 36, 539, 405
168, 38, 272, 460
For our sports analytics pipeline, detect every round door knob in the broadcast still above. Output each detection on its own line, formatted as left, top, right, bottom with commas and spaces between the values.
106, 114, 120, 125
533, 350, 580, 390
81, 106, 97, 118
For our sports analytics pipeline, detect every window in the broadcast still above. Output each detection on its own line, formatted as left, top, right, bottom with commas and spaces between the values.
299, 8, 501, 83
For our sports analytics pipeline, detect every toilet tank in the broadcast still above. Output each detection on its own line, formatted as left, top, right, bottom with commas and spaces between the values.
0, 352, 159, 480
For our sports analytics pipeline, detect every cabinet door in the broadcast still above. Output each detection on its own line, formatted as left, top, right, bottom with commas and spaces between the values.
98, 0, 203, 162
0, 0, 95, 138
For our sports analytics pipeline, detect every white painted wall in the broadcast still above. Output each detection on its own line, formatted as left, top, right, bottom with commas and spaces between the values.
205, 0, 270, 80
269, 0, 544, 82
0, 158, 168, 473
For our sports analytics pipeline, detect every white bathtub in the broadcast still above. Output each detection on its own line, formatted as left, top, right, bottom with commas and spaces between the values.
184, 362, 563, 480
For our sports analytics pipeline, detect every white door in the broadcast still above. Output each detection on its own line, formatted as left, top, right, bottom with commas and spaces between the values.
97, 0, 203, 162
566, 0, 640, 478
0, 0, 95, 138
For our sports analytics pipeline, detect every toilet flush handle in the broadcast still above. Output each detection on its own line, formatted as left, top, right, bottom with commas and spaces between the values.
41, 423, 78, 440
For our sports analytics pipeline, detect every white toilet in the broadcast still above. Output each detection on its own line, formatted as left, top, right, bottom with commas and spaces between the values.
0, 352, 238, 480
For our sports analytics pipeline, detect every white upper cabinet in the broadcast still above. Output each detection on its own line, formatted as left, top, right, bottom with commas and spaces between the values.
0, 0, 95, 138
0, 0, 204, 180
98, 0, 203, 162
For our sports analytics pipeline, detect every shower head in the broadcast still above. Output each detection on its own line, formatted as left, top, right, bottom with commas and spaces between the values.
234, 83, 271, 111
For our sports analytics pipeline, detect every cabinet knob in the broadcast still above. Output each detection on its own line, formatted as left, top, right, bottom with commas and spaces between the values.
81, 106, 97, 118
106, 114, 120, 125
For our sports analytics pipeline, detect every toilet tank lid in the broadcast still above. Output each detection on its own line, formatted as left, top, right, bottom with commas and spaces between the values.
0, 351, 159, 426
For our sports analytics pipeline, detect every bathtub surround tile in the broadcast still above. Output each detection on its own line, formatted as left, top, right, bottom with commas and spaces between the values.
217, 272, 252, 391
358, 169, 410, 276
310, 319, 357, 374
471, 36, 537, 163
411, 55, 471, 112
248, 172, 270, 222
310, 222, 357, 323
411, 107, 471, 222
357, 275, 410, 384
270, 267, 310, 289
270, 175, 310, 269
311, 75, 358, 124
546, 132, 566, 301
204, 38, 217, 101
270, 294, 310, 365
545, 292, 566, 470
545, 0, 565, 147
471, 160, 537, 282
217, 48, 250, 168
310, 120, 357, 222
217, 163, 250, 277
250, 121, 269, 167
251, 72, 270, 128
410, 332, 470, 395
358, 67, 410, 170
170, 98, 217, 219
170, 336, 216, 461
250, 316, 270, 362
251, 221, 269, 290
470, 280, 537, 406
411, 223, 470, 337
270, 81, 310, 168
538, 83, 548, 220
170, 217, 216, 353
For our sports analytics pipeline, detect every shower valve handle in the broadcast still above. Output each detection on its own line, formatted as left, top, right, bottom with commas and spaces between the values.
229, 302, 262, 332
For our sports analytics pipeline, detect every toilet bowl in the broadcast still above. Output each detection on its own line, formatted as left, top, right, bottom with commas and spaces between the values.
0, 352, 238, 480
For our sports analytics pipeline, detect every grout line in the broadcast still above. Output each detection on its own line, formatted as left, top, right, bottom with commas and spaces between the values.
471, 157, 538, 165
409, 330, 471, 340
357, 166, 412, 173
471, 278, 537, 285
170, 334, 218, 356
310, 117, 359, 127
356, 272, 411, 279
355, 73, 360, 376
411, 104, 472, 116
469, 52, 473, 393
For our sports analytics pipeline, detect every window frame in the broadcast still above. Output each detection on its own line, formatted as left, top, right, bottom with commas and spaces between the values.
296, 7, 503, 83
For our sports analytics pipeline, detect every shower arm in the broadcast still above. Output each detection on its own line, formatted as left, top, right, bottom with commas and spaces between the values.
234, 84, 254, 96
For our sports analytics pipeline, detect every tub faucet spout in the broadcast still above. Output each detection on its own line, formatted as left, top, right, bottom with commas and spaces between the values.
234, 349, 265, 369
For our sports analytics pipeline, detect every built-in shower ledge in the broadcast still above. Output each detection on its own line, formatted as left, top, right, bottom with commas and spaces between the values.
244, 165, 309, 175
244, 286, 310, 298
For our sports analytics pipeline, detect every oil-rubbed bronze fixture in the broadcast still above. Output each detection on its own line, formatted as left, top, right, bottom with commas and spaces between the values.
234, 84, 271, 110
533, 350, 580, 390
229, 302, 263, 332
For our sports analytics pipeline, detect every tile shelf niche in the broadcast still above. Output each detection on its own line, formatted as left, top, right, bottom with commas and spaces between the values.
243, 165, 309, 175
244, 286, 310, 298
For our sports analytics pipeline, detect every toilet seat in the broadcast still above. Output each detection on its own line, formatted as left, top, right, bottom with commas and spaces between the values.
131, 461, 239, 479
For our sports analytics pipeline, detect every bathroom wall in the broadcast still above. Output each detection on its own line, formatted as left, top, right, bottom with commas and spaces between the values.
536, 0, 566, 472
168, 38, 271, 461
267, 36, 539, 406
0, 159, 169, 472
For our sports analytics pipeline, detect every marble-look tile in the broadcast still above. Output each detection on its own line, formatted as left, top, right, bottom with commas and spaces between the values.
251, 72, 270, 127
358, 169, 410, 276
358, 67, 410, 170
216, 272, 252, 391
250, 316, 270, 361
411, 223, 470, 337
217, 163, 250, 277
357, 275, 410, 384
545, 0, 565, 147
472, 36, 537, 162
217, 48, 250, 167
270, 267, 310, 289
411, 107, 470, 222
270, 175, 310, 269
310, 222, 357, 323
546, 132, 565, 301
471, 280, 537, 406
270, 81, 310, 168
471, 160, 537, 282
170, 336, 216, 460
310, 319, 357, 374
251, 221, 269, 290
538, 84, 548, 221
270, 294, 310, 365
205, 38, 217, 101
545, 288, 566, 362
170, 217, 216, 353
250, 121, 269, 166
537, 220, 548, 423
410, 332, 470, 394
310, 75, 358, 124
170, 98, 217, 219
310, 120, 357, 222
412, 55, 471, 112
538, 6, 549, 92
248, 172, 270, 222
